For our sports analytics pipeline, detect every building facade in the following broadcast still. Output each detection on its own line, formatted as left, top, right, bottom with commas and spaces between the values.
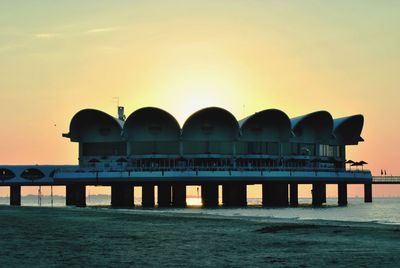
63, 106, 364, 172
0, 106, 371, 207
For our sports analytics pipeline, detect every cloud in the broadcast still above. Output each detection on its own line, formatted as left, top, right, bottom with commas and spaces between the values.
33, 33, 59, 39
86, 27, 119, 34
0, 44, 19, 52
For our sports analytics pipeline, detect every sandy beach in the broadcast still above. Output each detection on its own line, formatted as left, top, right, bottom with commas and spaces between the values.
1, 206, 400, 267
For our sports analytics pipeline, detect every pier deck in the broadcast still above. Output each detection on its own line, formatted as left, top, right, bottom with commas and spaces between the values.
0, 164, 379, 208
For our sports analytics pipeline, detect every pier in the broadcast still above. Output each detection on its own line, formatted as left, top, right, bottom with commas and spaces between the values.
0, 106, 381, 208
0, 164, 378, 208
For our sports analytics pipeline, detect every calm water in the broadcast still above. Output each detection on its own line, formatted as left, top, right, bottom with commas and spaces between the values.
1, 196, 399, 225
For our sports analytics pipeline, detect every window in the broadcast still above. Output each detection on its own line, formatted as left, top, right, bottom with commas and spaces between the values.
281, 143, 299, 155
300, 144, 316, 156
266, 142, 279, 155
319, 145, 340, 157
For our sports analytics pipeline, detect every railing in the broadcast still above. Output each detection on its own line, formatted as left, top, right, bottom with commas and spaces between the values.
372, 176, 400, 183
57, 165, 371, 174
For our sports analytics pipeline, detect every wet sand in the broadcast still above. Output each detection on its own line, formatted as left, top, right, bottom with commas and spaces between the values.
1, 206, 400, 267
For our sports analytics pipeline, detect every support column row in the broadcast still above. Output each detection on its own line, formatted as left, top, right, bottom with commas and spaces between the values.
338, 183, 348, 206
312, 183, 326, 206
157, 183, 187, 207
111, 183, 134, 207
364, 183, 372, 203
172, 183, 187, 207
223, 182, 247, 206
66, 184, 86, 207
142, 183, 155, 207
262, 182, 288, 207
201, 182, 219, 207
10, 185, 21, 206
289, 183, 298, 206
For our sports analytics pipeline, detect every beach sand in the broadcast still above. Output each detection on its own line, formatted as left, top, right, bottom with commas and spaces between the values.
1, 206, 400, 267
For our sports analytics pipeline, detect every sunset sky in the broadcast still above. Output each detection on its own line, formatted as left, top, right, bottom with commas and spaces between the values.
1, 1, 399, 197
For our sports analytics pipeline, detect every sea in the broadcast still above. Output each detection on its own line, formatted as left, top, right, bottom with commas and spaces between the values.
1, 195, 399, 225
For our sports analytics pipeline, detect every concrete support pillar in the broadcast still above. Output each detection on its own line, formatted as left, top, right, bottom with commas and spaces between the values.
312, 183, 326, 206
158, 183, 172, 207
364, 183, 372, 203
66, 185, 75, 206
201, 182, 219, 207
172, 183, 186, 207
66, 184, 86, 207
142, 183, 155, 208
111, 183, 134, 207
262, 182, 288, 207
10, 185, 21, 206
289, 183, 299, 206
222, 182, 247, 206
338, 183, 348, 206
74, 184, 86, 207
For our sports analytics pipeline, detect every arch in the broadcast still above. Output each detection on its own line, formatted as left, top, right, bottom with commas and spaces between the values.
182, 107, 239, 155
291, 111, 333, 143
333, 115, 364, 145
123, 107, 180, 141
67, 109, 123, 143
0, 168, 16, 180
182, 107, 239, 141
239, 109, 292, 142
123, 107, 181, 155
20, 168, 45, 180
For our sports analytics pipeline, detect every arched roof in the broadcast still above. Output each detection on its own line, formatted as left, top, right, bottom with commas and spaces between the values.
182, 107, 239, 141
291, 111, 333, 143
239, 109, 292, 142
67, 109, 124, 142
333, 115, 364, 145
123, 107, 180, 141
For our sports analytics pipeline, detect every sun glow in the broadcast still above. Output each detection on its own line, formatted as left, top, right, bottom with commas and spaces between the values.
1, 1, 400, 199
186, 197, 203, 206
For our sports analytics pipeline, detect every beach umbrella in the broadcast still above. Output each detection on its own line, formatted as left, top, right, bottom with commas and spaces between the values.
350, 162, 364, 171
88, 158, 100, 169
359, 160, 368, 171
345, 160, 355, 170
116, 157, 128, 167
116, 157, 128, 163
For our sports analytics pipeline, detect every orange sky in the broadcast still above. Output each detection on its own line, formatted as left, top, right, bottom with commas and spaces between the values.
1, 1, 400, 197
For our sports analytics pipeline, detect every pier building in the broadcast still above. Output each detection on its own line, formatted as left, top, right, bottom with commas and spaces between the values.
0, 106, 373, 207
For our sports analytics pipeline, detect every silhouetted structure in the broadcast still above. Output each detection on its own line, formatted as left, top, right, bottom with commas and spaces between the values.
1, 106, 376, 207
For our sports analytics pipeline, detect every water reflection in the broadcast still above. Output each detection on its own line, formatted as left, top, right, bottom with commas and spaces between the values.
186, 197, 202, 206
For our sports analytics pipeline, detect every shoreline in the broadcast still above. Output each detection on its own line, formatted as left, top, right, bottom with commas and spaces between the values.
3, 197, 400, 226
1, 206, 400, 267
